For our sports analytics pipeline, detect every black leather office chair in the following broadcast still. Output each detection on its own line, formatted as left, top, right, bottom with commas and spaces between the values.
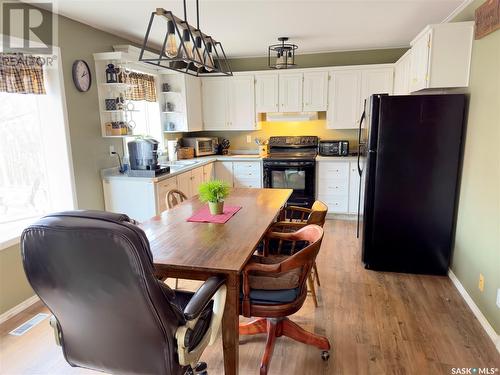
21, 210, 226, 375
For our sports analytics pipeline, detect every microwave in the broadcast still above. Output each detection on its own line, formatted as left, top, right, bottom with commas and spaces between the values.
319, 140, 349, 156
182, 137, 218, 157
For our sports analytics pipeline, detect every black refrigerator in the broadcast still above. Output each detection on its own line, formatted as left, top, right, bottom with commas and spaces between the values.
357, 94, 466, 275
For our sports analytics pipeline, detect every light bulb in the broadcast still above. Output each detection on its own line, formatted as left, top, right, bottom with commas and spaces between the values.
276, 51, 285, 69
192, 35, 203, 68
204, 41, 214, 71
164, 20, 178, 58
181, 28, 193, 62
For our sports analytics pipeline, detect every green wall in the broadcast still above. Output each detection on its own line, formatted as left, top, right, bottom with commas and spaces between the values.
0, 244, 34, 314
450, 0, 500, 333
228, 48, 408, 72
0, 12, 132, 315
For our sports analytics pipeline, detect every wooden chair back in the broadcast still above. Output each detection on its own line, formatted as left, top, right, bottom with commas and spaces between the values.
307, 201, 328, 226
269, 201, 328, 255
166, 189, 188, 209
242, 225, 324, 317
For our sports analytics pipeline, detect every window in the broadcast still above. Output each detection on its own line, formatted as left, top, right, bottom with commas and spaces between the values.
0, 48, 75, 248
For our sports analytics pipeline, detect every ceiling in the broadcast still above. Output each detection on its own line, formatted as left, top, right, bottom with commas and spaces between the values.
48, 0, 465, 58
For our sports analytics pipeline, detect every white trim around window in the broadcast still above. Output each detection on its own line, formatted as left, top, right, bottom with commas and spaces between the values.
0, 44, 77, 251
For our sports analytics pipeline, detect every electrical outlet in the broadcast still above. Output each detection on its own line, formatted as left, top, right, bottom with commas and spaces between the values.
496, 289, 500, 309
109, 145, 115, 156
246, 135, 252, 143
478, 274, 484, 292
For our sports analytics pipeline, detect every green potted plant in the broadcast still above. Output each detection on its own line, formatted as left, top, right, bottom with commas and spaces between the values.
198, 180, 230, 215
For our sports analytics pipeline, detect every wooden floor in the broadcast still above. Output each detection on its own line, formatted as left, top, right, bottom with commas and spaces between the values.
1, 220, 498, 375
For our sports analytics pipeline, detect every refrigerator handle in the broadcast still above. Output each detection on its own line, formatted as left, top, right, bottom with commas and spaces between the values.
356, 146, 363, 238
357, 100, 367, 146
357, 144, 362, 176
356, 186, 361, 238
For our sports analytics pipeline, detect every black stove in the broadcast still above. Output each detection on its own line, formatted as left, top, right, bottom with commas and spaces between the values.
263, 136, 318, 207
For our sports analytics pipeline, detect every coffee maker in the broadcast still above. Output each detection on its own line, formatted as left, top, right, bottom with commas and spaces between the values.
127, 138, 169, 176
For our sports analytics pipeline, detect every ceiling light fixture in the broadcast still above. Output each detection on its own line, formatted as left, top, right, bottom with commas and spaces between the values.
139, 0, 232, 77
268, 37, 298, 69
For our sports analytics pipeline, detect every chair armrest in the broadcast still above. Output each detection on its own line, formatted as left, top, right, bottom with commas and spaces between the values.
183, 276, 226, 321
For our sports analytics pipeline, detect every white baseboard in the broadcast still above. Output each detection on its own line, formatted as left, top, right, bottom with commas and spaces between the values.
448, 270, 500, 354
0, 295, 40, 325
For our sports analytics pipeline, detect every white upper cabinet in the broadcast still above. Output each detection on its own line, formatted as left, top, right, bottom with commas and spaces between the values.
409, 31, 431, 93
228, 75, 256, 130
255, 73, 279, 113
184, 75, 203, 131
279, 72, 303, 112
394, 50, 412, 95
327, 66, 393, 129
327, 70, 362, 129
201, 75, 257, 131
409, 22, 473, 92
361, 68, 394, 102
201, 77, 228, 130
303, 71, 328, 111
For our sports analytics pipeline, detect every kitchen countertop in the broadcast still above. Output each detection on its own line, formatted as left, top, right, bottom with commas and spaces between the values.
102, 154, 361, 183
101, 154, 262, 183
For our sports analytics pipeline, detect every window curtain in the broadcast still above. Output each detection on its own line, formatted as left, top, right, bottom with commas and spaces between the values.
0, 54, 46, 95
119, 71, 157, 102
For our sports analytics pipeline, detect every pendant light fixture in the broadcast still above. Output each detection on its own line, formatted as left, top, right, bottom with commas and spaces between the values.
268, 37, 298, 69
139, 0, 232, 76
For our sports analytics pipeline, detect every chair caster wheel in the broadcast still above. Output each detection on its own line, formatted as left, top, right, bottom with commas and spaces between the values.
321, 351, 330, 361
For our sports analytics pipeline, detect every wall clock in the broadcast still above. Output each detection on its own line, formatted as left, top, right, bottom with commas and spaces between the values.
72, 60, 92, 92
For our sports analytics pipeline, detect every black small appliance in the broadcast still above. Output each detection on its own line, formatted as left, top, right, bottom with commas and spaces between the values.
263, 136, 318, 208
319, 140, 349, 156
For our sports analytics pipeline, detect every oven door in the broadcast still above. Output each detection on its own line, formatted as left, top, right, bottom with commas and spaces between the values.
263, 160, 316, 207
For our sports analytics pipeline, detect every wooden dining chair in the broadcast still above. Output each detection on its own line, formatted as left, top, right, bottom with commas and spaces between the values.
240, 225, 330, 375
267, 201, 328, 307
164, 189, 188, 289
166, 189, 188, 210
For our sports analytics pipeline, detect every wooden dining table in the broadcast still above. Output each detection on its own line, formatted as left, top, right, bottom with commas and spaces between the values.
140, 187, 292, 375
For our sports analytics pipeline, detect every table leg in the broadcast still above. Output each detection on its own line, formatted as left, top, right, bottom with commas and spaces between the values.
222, 272, 239, 375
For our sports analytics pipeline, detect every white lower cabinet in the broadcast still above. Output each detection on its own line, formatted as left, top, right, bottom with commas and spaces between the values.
317, 159, 361, 215
202, 163, 214, 182
214, 161, 234, 185
178, 166, 204, 198
215, 161, 262, 188
348, 162, 361, 214
103, 178, 157, 222
103, 163, 211, 222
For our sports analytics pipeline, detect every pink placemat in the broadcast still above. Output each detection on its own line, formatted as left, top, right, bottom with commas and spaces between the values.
187, 204, 242, 224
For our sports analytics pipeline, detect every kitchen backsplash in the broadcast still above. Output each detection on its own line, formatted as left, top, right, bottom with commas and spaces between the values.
163, 115, 359, 152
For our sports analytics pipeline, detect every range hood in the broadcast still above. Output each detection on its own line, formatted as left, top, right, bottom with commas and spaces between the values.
265, 112, 319, 122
